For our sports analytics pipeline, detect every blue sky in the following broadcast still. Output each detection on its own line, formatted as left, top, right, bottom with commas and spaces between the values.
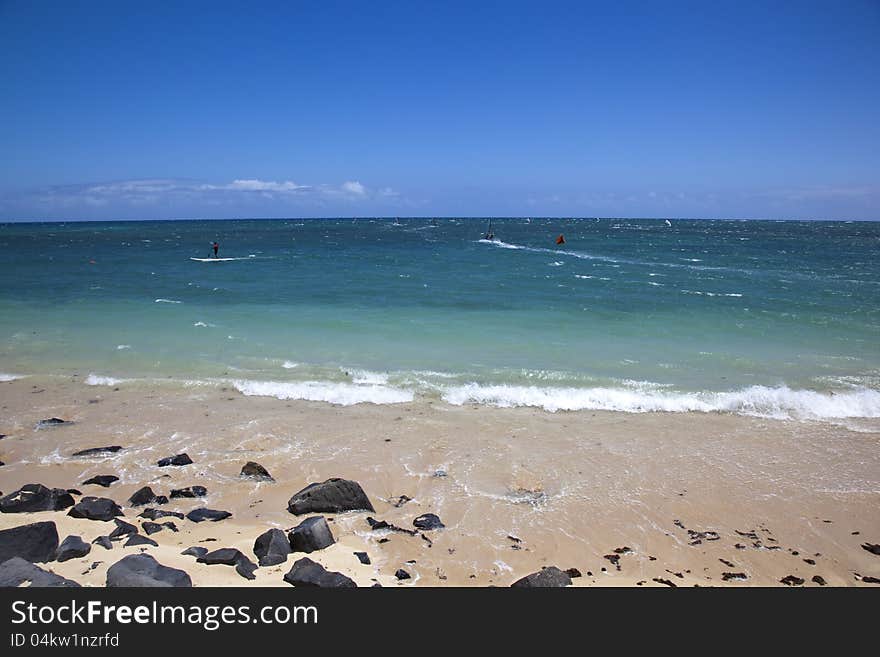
1, 0, 878, 220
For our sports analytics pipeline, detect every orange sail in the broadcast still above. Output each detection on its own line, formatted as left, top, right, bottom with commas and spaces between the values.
555, 234, 565, 245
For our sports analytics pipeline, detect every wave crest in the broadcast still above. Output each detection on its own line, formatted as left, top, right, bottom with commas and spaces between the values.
441, 383, 880, 419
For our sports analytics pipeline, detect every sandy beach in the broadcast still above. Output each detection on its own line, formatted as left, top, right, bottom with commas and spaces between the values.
1, 374, 878, 587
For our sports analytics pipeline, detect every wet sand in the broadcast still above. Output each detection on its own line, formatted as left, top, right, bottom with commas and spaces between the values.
1, 375, 878, 586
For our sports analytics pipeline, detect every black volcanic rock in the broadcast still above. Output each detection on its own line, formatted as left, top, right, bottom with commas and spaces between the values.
56, 535, 91, 562
412, 513, 445, 530
283, 557, 356, 588
366, 517, 418, 536
395, 569, 411, 580
35, 418, 68, 429
92, 536, 113, 550
511, 566, 572, 588
198, 547, 245, 565
142, 521, 177, 535
354, 552, 371, 565
71, 446, 122, 457
181, 546, 208, 559
0, 521, 59, 563
82, 475, 119, 488
124, 534, 158, 548
127, 486, 157, 507
0, 484, 75, 513
186, 508, 231, 523
67, 497, 123, 521
289, 516, 335, 553
861, 543, 880, 556
287, 478, 374, 515
157, 453, 192, 467
170, 486, 207, 499
108, 518, 138, 540
197, 548, 258, 580
241, 462, 274, 481
780, 575, 805, 586
138, 508, 184, 520
106, 554, 192, 587
253, 528, 291, 566
0, 557, 80, 587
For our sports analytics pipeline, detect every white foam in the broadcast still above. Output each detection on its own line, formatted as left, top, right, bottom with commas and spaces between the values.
681, 289, 743, 297
232, 379, 413, 406
479, 239, 524, 249
441, 383, 880, 419
349, 369, 390, 385
0, 373, 23, 382
154, 298, 182, 304
116, 344, 131, 350
193, 321, 216, 328
85, 374, 127, 386
282, 361, 299, 369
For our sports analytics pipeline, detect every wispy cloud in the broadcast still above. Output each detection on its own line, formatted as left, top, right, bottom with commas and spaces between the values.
0, 177, 402, 219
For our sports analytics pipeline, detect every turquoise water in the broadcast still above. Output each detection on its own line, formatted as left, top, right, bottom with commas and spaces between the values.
1, 218, 878, 419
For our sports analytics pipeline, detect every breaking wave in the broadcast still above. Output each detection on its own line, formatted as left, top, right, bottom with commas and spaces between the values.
231, 379, 413, 406
440, 383, 880, 420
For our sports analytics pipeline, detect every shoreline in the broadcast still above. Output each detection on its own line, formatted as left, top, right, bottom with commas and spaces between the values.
1, 375, 878, 587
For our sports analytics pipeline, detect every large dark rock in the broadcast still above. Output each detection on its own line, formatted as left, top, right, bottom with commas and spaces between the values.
157, 453, 193, 467
0, 557, 80, 587
283, 557, 356, 588
67, 497, 123, 521
241, 462, 274, 482
395, 569, 411, 580
138, 508, 184, 520
82, 475, 118, 488
289, 516, 335, 553
354, 551, 371, 565
511, 566, 572, 588
0, 484, 75, 513
106, 554, 192, 587
127, 486, 157, 507
186, 508, 231, 523
170, 486, 207, 499
862, 543, 880, 556
413, 513, 445, 530
56, 535, 91, 562
71, 446, 122, 457
287, 478, 374, 515
253, 528, 291, 566
0, 521, 59, 563
197, 548, 258, 580
108, 518, 138, 540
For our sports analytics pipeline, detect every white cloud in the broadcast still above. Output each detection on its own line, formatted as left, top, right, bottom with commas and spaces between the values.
341, 181, 366, 195
2, 177, 402, 215
226, 179, 310, 192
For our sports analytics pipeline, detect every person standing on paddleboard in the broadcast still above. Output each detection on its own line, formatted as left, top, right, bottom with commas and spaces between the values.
212, 241, 219, 258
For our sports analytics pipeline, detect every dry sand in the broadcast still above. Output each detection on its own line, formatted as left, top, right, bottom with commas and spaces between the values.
1, 375, 878, 587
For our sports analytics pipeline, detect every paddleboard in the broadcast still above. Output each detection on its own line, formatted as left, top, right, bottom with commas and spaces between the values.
190, 257, 239, 262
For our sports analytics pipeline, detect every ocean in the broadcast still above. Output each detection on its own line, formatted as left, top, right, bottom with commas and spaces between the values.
1, 217, 878, 421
